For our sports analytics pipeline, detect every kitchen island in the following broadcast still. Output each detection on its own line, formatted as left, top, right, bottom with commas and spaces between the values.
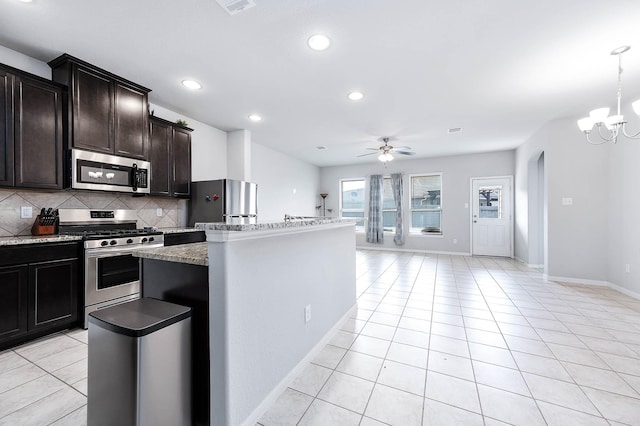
135, 218, 356, 426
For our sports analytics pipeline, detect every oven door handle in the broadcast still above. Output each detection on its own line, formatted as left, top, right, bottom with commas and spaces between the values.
86, 244, 164, 257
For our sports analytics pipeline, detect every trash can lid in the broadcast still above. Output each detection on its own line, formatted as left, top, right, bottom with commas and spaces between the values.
89, 298, 192, 337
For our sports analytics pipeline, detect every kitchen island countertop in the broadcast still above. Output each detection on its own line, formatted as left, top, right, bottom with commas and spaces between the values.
0, 234, 83, 246
132, 241, 208, 266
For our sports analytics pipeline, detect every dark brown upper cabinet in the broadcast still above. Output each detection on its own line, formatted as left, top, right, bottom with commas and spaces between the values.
0, 64, 64, 190
149, 116, 192, 198
49, 54, 150, 160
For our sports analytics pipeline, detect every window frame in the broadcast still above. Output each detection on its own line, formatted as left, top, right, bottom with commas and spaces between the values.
409, 173, 443, 236
339, 178, 366, 230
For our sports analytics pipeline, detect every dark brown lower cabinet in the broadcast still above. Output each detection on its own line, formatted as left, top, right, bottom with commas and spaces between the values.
0, 265, 28, 340
0, 242, 81, 351
28, 259, 78, 331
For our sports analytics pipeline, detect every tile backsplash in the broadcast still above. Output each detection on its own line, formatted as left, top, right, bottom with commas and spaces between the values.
0, 188, 188, 236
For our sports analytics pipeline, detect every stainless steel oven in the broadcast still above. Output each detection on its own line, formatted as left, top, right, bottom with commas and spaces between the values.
58, 209, 163, 328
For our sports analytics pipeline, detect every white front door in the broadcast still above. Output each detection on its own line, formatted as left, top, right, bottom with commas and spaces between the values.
471, 177, 513, 257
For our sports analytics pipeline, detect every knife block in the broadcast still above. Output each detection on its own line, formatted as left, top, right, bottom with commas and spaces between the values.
31, 216, 56, 236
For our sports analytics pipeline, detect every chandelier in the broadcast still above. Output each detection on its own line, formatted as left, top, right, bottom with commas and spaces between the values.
577, 46, 640, 144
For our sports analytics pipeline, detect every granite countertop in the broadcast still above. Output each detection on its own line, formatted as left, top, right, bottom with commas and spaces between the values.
132, 242, 208, 266
195, 217, 351, 232
0, 234, 84, 246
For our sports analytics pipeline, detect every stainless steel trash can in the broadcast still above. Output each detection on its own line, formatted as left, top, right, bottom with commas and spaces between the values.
87, 298, 192, 426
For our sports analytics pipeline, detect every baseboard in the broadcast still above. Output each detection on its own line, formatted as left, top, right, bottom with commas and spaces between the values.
241, 304, 357, 426
357, 245, 471, 256
545, 275, 640, 301
607, 282, 640, 301
544, 275, 610, 287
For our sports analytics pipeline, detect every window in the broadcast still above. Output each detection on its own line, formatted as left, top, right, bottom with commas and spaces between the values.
410, 174, 442, 234
382, 177, 396, 231
340, 179, 365, 229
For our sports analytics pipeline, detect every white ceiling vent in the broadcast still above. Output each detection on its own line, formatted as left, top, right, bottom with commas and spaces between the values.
216, 0, 256, 15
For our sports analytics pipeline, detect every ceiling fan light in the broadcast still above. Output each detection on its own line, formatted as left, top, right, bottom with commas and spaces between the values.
378, 152, 393, 162
577, 117, 594, 132
632, 99, 640, 116
589, 107, 610, 123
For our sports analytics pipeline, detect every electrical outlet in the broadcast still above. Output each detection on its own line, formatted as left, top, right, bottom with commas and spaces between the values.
626, 264, 630, 273
453, 238, 457, 244
20, 206, 32, 219
156, 208, 163, 217
305, 305, 311, 323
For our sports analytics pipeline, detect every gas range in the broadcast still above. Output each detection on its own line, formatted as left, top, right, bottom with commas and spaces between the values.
58, 209, 164, 248
57, 208, 164, 327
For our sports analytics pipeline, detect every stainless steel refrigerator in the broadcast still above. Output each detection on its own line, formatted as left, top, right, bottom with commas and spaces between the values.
188, 179, 258, 226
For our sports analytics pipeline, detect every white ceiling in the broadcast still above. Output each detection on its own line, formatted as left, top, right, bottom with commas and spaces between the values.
2, 0, 640, 167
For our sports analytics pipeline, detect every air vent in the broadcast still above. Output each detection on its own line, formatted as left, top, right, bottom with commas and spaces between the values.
448, 127, 462, 134
316, 146, 328, 151
216, 0, 255, 15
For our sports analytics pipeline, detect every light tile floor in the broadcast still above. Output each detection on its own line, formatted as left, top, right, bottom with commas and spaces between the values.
258, 250, 640, 425
3, 250, 640, 425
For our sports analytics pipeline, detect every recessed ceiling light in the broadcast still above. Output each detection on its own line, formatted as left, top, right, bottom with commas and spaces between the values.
181, 80, 202, 90
307, 34, 331, 51
448, 127, 462, 134
347, 91, 364, 101
248, 114, 262, 122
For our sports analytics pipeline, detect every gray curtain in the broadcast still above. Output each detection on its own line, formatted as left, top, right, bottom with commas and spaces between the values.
391, 173, 405, 245
366, 174, 384, 243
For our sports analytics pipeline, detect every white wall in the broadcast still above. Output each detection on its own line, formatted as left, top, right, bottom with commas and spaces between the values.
251, 143, 320, 221
607, 104, 640, 295
320, 150, 515, 254
206, 224, 356, 425
514, 126, 547, 266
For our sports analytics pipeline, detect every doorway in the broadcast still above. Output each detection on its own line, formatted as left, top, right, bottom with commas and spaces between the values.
471, 176, 513, 257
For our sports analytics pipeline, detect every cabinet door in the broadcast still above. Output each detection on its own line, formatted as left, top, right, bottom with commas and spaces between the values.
149, 118, 171, 196
0, 69, 14, 186
28, 259, 78, 331
172, 127, 191, 197
73, 66, 113, 154
114, 83, 148, 160
0, 265, 28, 340
14, 75, 63, 189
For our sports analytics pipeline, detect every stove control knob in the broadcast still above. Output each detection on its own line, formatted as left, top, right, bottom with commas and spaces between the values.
100, 240, 108, 247
126, 239, 133, 244
110, 240, 117, 246
141, 237, 148, 243
149, 237, 155, 242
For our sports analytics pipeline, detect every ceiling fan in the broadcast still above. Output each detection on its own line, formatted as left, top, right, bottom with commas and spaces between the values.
358, 137, 416, 162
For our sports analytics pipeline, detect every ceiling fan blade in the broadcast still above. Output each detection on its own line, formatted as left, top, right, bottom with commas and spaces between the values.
395, 151, 416, 156
366, 147, 381, 151
357, 152, 378, 157
390, 146, 411, 151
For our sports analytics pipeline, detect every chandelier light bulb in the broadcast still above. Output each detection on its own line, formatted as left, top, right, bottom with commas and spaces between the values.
589, 107, 610, 123
577, 117, 594, 133
632, 99, 640, 116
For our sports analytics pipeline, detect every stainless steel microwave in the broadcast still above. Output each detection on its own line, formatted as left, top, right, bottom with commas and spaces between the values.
70, 149, 150, 194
